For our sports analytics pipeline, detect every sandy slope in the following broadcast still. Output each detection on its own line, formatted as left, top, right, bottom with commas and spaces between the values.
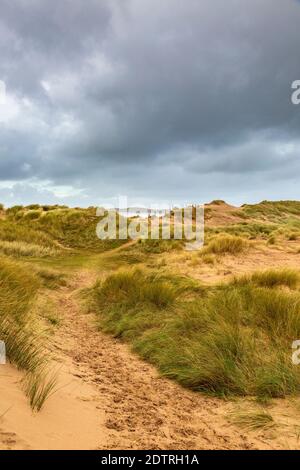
0, 362, 105, 450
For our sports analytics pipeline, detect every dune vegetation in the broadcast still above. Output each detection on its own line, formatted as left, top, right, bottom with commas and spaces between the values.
2, 199, 300, 412
0, 258, 55, 410
90, 267, 300, 399
201, 234, 249, 255
0, 204, 119, 410
0, 204, 130, 410
4, 204, 126, 252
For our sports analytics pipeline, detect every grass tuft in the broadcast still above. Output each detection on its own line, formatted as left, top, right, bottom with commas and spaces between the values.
228, 407, 275, 430
23, 370, 57, 412
202, 235, 248, 255
0, 240, 58, 258
235, 269, 300, 290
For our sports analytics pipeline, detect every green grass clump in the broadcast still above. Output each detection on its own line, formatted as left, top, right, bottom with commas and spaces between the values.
206, 222, 278, 241
202, 235, 248, 255
0, 257, 55, 410
139, 239, 184, 254
210, 200, 226, 205
95, 269, 175, 310
35, 267, 67, 289
228, 407, 275, 430
254, 357, 299, 398
0, 220, 59, 249
90, 268, 300, 399
0, 240, 58, 258
200, 254, 216, 265
235, 269, 300, 290
242, 200, 300, 221
23, 370, 57, 412
288, 232, 299, 241
252, 269, 300, 289
267, 235, 276, 245
23, 209, 42, 220
0, 257, 40, 323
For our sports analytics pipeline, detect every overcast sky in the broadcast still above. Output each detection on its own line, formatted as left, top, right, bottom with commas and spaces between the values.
0, 0, 300, 207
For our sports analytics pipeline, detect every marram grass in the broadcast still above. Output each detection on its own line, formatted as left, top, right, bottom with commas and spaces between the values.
90, 267, 300, 399
0, 257, 56, 410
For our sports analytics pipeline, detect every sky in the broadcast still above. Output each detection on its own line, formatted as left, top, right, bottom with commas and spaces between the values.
0, 0, 300, 208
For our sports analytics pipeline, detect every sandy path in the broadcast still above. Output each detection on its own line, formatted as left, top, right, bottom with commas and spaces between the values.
0, 256, 276, 450
41, 269, 262, 450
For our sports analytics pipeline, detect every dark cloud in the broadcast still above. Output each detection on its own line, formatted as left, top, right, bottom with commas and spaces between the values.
0, 0, 300, 206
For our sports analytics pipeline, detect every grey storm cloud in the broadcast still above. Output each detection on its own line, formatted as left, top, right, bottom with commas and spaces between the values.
0, 0, 300, 206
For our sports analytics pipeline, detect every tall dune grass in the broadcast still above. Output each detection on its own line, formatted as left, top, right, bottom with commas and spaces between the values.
0, 219, 59, 248
0, 258, 55, 410
0, 240, 58, 258
234, 269, 300, 290
202, 234, 249, 255
228, 407, 275, 430
90, 268, 300, 399
5, 206, 125, 251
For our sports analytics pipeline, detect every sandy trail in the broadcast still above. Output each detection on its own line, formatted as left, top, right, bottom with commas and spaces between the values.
0, 252, 281, 450
49, 269, 258, 450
